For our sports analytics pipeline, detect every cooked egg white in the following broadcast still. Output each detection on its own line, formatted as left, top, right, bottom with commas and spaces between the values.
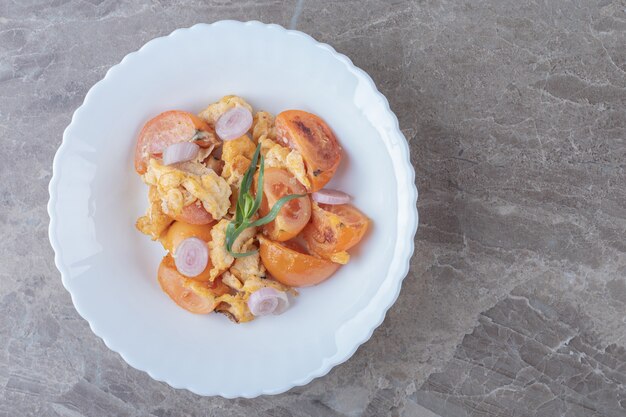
214, 293, 254, 323
143, 159, 231, 220
208, 219, 257, 281
252, 111, 276, 141
230, 245, 265, 283
198, 95, 253, 126
136, 186, 174, 239
220, 135, 256, 188
259, 137, 310, 189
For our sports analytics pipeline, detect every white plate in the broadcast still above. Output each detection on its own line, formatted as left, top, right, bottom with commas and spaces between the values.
48, 21, 418, 398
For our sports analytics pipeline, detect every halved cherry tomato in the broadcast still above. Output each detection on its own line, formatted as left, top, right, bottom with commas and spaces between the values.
257, 168, 311, 242
171, 201, 214, 225
160, 221, 214, 282
259, 236, 340, 287
302, 203, 370, 259
275, 110, 342, 192
157, 254, 228, 314
134, 110, 217, 174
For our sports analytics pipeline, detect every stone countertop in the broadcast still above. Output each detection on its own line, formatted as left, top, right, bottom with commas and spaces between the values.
1, 1, 625, 416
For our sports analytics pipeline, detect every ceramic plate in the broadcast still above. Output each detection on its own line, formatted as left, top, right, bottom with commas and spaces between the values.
48, 21, 418, 398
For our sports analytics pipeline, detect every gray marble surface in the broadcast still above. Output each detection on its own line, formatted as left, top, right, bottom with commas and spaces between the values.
1, 0, 625, 416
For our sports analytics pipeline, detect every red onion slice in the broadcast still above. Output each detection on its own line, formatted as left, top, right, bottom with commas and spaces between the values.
248, 287, 290, 316
272, 291, 290, 315
174, 237, 208, 277
163, 142, 200, 165
215, 107, 253, 141
311, 189, 351, 205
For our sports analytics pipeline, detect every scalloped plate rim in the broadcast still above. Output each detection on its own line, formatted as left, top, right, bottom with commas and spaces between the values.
47, 20, 418, 398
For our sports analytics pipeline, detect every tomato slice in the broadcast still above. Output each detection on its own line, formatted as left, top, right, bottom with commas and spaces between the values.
171, 201, 214, 225
161, 222, 214, 277
157, 255, 223, 314
257, 168, 311, 242
259, 236, 340, 287
275, 110, 342, 192
160, 221, 214, 282
134, 110, 217, 174
302, 203, 370, 259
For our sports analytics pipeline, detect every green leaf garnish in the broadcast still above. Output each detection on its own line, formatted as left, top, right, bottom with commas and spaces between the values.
191, 130, 210, 141
225, 143, 305, 258
248, 194, 305, 228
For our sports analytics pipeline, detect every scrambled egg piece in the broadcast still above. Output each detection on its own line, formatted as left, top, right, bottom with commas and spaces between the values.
220, 135, 255, 187
136, 186, 174, 239
328, 251, 350, 264
208, 219, 257, 280
240, 274, 293, 295
214, 294, 254, 323
259, 137, 310, 189
230, 247, 265, 282
198, 95, 253, 126
223, 135, 256, 162
216, 233, 295, 323
221, 271, 243, 290
143, 159, 231, 220
307, 203, 350, 264
206, 222, 298, 322
217, 273, 294, 323
214, 276, 293, 323
252, 111, 276, 141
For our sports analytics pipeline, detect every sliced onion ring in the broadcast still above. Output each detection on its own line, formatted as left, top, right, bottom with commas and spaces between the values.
311, 189, 351, 205
163, 142, 200, 165
247, 287, 290, 316
174, 237, 208, 277
215, 106, 253, 141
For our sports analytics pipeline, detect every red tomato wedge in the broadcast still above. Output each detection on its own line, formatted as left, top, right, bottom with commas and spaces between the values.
134, 110, 217, 174
275, 110, 342, 192
160, 221, 214, 282
259, 237, 340, 287
172, 201, 214, 225
157, 255, 224, 314
302, 203, 370, 258
257, 168, 311, 242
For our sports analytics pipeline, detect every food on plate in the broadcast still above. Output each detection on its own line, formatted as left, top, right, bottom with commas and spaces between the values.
257, 168, 311, 242
275, 110, 342, 192
134, 110, 218, 175
135, 95, 370, 323
302, 203, 370, 264
157, 254, 228, 314
258, 236, 341, 287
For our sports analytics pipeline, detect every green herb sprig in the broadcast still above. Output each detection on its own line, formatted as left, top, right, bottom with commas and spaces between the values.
225, 143, 304, 258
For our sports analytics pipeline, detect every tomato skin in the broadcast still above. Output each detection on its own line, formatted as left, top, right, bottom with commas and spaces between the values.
157, 255, 219, 314
161, 221, 213, 253
302, 203, 370, 258
134, 110, 216, 174
160, 221, 215, 282
257, 168, 311, 242
259, 236, 340, 287
172, 201, 214, 225
275, 110, 342, 192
